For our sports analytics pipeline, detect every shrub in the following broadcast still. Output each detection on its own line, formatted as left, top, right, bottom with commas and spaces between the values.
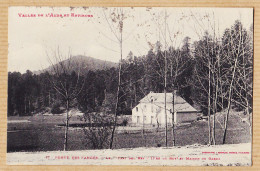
51, 103, 64, 114
82, 112, 113, 149
122, 118, 128, 126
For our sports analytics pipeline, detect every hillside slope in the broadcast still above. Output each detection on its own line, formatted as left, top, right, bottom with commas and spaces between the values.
34, 55, 118, 74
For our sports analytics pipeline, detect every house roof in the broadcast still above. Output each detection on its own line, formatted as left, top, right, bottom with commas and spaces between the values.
139, 92, 198, 113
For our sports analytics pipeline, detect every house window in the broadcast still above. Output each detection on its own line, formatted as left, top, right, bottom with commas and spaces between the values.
136, 107, 138, 112
137, 116, 140, 123
151, 97, 154, 112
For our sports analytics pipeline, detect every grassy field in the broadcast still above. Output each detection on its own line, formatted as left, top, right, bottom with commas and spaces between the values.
7, 111, 251, 152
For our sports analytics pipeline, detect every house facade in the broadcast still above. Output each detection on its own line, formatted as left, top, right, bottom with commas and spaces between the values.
132, 91, 199, 126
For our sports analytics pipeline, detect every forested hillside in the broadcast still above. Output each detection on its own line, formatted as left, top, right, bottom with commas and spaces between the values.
33, 55, 117, 75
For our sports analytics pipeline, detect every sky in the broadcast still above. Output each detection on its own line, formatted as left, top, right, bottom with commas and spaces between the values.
8, 7, 253, 73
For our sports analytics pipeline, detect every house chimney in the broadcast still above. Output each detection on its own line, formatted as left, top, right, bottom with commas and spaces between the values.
173, 89, 177, 103
173, 89, 177, 96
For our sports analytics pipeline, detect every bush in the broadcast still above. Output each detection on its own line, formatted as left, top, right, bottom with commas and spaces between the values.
51, 103, 64, 114
82, 112, 113, 149
122, 118, 128, 126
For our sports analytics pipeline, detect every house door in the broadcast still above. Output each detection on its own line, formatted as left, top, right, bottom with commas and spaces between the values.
137, 116, 140, 124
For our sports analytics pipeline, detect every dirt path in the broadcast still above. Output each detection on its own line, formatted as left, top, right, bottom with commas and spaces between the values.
7, 143, 251, 166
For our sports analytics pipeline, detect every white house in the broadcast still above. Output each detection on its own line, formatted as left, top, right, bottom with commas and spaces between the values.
132, 91, 199, 126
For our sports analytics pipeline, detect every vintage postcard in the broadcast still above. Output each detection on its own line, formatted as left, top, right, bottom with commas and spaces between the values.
7, 6, 253, 166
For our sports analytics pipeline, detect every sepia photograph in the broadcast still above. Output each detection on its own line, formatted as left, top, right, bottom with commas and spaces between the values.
7, 6, 253, 166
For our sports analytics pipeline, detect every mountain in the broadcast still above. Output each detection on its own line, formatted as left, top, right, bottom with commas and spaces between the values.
34, 55, 118, 75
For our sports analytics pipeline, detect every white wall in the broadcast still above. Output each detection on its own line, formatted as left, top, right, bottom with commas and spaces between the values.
132, 102, 175, 125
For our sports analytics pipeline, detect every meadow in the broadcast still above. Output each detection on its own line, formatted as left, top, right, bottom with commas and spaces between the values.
7, 111, 251, 152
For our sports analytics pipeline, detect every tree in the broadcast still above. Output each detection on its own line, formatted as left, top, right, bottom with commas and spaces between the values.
168, 37, 193, 146
78, 73, 115, 149
8, 72, 23, 116
222, 21, 252, 144
188, 12, 228, 145
191, 19, 252, 145
145, 8, 195, 147
8, 70, 43, 116
46, 48, 85, 151
193, 32, 213, 144
99, 7, 136, 149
